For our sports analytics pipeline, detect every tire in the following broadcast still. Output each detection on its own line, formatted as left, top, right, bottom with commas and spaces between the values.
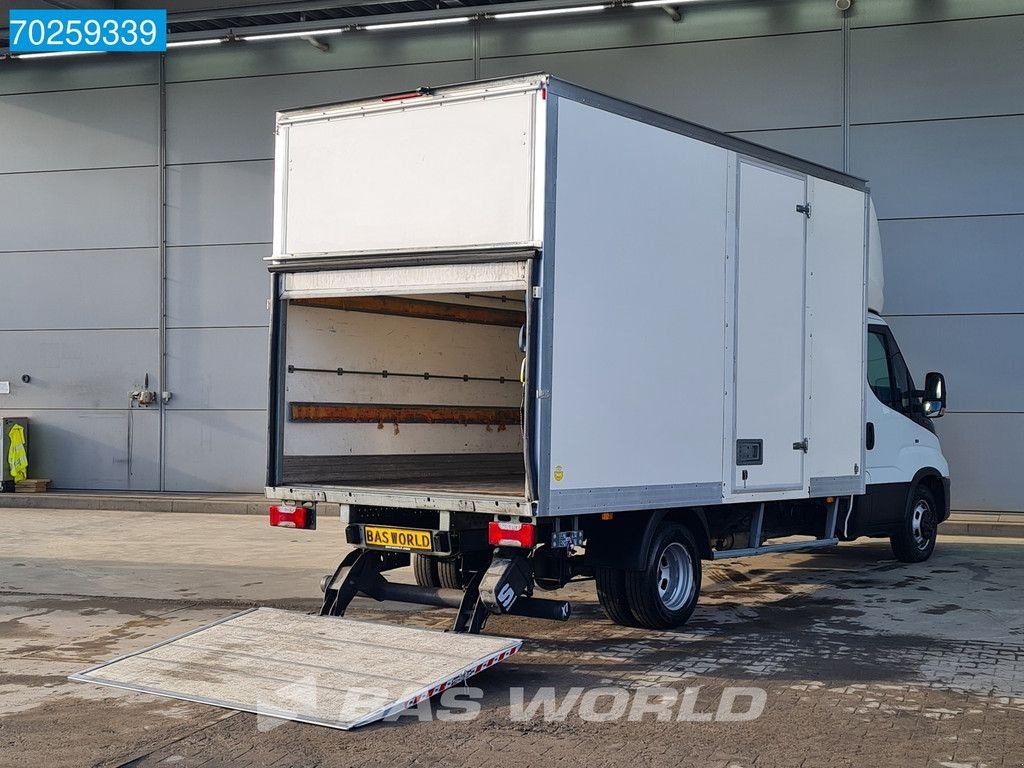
413, 554, 441, 588
596, 567, 640, 627
437, 556, 464, 589
891, 484, 939, 563
435, 552, 492, 589
625, 524, 702, 630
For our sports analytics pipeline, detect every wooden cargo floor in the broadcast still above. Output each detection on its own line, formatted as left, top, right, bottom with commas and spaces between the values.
348, 475, 526, 497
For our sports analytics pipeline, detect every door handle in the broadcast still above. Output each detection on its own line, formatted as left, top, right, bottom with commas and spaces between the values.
792, 438, 808, 452
866, 422, 875, 451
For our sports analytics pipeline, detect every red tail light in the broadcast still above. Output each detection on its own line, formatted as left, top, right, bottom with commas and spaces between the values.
488, 521, 536, 548
269, 505, 314, 530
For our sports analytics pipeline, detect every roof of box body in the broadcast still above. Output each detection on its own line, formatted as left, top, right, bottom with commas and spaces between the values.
276, 73, 869, 194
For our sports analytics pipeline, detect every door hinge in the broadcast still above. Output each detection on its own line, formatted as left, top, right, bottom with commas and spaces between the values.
792, 438, 809, 452
796, 203, 811, 218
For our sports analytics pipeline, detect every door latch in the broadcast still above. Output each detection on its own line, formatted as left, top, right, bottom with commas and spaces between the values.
796, 203, 811, 218
792, 438, 809, 452
130, 389, 157, 407
130, 373, 157, 407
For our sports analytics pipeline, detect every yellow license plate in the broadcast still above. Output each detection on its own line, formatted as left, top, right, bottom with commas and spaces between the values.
364, 526, 433, 551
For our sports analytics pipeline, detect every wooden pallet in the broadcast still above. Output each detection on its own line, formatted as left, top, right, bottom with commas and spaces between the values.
15, 479, 50, 493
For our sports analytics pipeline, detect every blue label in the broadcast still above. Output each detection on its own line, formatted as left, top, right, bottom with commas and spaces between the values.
9, 9, 167, 53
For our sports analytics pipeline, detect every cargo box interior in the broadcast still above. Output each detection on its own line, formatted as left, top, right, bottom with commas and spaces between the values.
279, 291, 528, 498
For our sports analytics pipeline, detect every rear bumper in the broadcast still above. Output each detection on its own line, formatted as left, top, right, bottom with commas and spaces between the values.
266, 485, 531, 515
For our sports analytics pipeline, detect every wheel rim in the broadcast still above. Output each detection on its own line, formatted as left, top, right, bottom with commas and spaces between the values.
656, 542, 695, 611
911, 499, 936, 550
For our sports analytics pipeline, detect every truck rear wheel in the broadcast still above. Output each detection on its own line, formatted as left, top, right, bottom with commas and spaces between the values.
437, 557, 464, 589
625, 524, 701, 630
595, 567, 639, 627
891, 485, 938, 563
412, 554, 441, 588
412, 554, 482, 589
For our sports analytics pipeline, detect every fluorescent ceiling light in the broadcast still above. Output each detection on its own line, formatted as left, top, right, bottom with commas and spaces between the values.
240, 27, 344, 41
166, 38, 223, 48
16, 50, 103, 59
365, 16, 471, 30
493, 4, 608, 19
628, 0, 690, 6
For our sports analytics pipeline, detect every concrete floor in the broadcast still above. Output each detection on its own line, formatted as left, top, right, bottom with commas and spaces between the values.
1, 509, 1023, 767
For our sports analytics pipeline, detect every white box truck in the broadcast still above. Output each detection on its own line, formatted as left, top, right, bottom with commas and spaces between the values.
266, 74, 950, 633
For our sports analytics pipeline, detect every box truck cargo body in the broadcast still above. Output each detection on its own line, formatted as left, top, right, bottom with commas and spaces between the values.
267, 75, 950, 632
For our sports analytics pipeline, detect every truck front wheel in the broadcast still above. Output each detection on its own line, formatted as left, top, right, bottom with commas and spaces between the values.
625, 524, 702, 630
891, 484, 938, 563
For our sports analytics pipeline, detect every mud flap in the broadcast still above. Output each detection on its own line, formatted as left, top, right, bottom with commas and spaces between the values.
478, 555, 532, 614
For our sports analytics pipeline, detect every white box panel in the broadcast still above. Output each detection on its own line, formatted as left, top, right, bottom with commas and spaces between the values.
280, 89, 542, 258
547, 99, 729, 492
731, 161, 807, 492
805, 179, 868, 487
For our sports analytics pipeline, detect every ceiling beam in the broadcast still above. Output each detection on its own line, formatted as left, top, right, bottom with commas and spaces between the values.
168, 0, 438, 24
163, 0, 631, 42
42, 0, 118, 7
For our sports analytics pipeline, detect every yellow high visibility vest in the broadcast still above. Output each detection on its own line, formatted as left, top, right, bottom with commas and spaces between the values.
7, 424, 27, 482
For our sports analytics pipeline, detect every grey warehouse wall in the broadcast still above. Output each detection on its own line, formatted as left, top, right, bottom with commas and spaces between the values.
0, 0, 1021, 510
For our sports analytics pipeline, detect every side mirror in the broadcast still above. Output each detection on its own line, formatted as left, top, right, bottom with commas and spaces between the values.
922, 372, 946, 418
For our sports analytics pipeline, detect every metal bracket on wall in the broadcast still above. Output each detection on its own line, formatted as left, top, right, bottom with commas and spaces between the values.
660, 5, 682, 22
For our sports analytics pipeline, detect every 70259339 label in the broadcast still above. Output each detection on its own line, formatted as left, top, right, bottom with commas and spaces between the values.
8, 9, 167, 53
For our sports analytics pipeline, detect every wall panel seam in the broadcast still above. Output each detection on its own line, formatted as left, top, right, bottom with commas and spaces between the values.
165, 56, 474, 86
166, 158, 272, 167
0, 327, 160, 332
0, 407, 153, 412
851, 12, 1024, 31
852, 113, 1024, 128
0, 81, 159, 97
883, 312, 1024, 319
728, 124, 842, 135
167, 159, 270, 167
166, 241, 274, 248
479, 28, 842, 62
936, 411, 1024, 416
166, 408, 267, 413
878, 213, 1024, 222
0, 164, 157, 177
166, 325, 270, 330
0, 245, 160, 255
167, 243, 271, 249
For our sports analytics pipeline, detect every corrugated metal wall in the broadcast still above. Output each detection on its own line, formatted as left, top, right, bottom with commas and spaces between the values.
0, 0, 1021, 509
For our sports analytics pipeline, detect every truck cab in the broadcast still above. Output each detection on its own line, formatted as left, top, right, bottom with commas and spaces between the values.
855, 313, 950, 560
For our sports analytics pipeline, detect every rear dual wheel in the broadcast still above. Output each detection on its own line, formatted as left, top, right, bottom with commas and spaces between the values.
412, 554, 482, 589
597, 523, 702, 630
595, 567, 639, 627
413, 553, 440, 588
